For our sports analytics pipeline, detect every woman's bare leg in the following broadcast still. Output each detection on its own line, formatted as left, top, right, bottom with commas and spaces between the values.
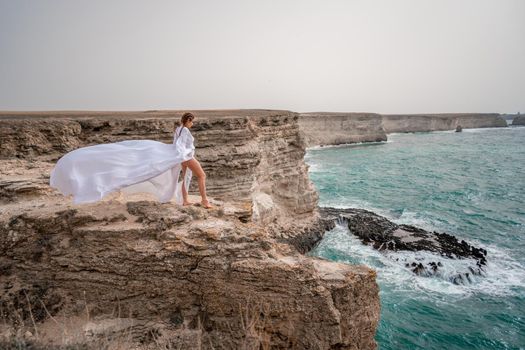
182, 158, 213, 208
181, 164, 191, 205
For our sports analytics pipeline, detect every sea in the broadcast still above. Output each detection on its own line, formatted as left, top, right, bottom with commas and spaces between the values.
304, 126, 525, 350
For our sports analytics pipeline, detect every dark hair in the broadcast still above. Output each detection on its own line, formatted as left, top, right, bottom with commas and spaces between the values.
181, 112, 194, 126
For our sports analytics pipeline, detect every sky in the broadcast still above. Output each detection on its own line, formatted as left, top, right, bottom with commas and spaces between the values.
0, 0, 523, 114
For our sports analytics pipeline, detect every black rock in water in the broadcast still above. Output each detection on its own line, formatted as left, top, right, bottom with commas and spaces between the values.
319, 207, 487, 283
455, 125, 463, 132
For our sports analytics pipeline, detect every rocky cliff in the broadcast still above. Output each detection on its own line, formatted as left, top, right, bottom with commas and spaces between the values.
0, 110, 380, 349
381, 113, 507, 133
298, 113, 387, 148
298, 112, 507, 147
0, 110, 318, 225
512, 115, 525, 126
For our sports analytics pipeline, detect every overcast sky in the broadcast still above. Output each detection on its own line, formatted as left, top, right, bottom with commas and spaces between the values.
0, 0, 523, 114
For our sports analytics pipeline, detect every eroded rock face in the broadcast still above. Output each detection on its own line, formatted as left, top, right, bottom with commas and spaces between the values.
0, 195, 379, 349
0, 110, 318, 224
297, 112, 506, 148
0, 110, 380, 349
512, 115, 525, 125
298, 112, 387, 147
320, 207, 487, 284
0, 160, 54, 202
381, 113, 507, 133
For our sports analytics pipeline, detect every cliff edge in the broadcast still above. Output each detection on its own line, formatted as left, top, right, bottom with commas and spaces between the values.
0, 110, 380, 349
299, 112, 507, 147
298, 112, 387, 147
381, 113, 507, 133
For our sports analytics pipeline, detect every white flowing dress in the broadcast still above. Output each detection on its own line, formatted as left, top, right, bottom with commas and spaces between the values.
49, 125, 195, 204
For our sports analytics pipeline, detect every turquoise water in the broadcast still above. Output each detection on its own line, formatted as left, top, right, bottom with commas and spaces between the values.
305, 127, 525, 350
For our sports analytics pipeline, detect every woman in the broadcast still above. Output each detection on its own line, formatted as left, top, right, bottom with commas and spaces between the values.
175, 113, 213, 208
49, 112, 213, 209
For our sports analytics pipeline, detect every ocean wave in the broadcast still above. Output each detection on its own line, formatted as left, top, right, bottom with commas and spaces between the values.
462, 126, 525, 133
306, 140, 388, 151
310, 224, 525, 298
319, 199, 444, 233
388, 129, 456, 136
307, 128, 525, 348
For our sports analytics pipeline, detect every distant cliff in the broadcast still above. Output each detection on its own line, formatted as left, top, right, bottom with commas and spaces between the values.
381, 113, 507, 133
298, 112, 387, 147
512, 115, 525, 125
298, 112, 507, 147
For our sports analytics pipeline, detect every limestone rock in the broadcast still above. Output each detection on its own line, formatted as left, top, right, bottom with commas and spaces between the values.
0, 199, 380, 349
0, 110, 380, 349
298, 112, 387, 147
297, 112, 506, 148
512, 115, 525, 125
381, 113, 507, 133
0, 110, 318, 224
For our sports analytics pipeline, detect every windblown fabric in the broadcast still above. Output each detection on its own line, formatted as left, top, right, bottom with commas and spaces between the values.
50, 125, 195, 204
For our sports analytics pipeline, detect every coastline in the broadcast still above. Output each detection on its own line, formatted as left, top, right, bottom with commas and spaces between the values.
305, 140, 390, 151
298, 112, 507, 147
0, 109, 511, 349
305, 127, 525, 349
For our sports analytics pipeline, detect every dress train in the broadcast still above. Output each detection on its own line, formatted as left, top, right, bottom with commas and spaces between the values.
49, 126, 195, 204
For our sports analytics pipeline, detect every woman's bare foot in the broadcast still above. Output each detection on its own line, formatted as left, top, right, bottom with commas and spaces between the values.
183, 200, 193, 206
201, 199, 213, 209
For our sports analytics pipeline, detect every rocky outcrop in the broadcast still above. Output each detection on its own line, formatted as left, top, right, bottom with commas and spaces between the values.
320, 207, 487, 285
298, 113, 387, 147
512, 115, 525, 125
0, 110, 381, 349
0, 110, 318, 225
0, 197, 379, 349
381, 113, 507, 133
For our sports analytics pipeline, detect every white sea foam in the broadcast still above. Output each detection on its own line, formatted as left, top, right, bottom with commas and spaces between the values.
396, 210, 438, 231
306, 140, 388, 151
305, 161, 321, 173
319, 198, 392, 217
311, 223, 525, 298
320, 199, 441, 233
388, 129, 455, 136
462, 126, 525, 133
463, 240, 525, 297
389, 127, 520, 136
